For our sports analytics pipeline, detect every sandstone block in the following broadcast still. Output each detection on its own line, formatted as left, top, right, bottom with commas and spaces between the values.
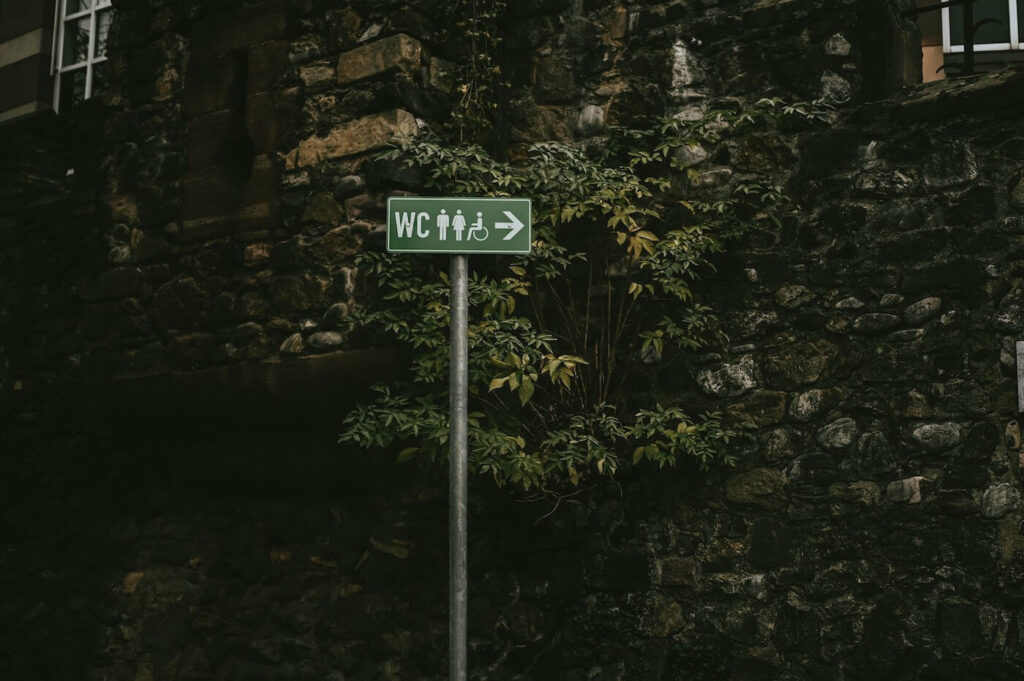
291, 109, 417, 168
336, 34, 422, 85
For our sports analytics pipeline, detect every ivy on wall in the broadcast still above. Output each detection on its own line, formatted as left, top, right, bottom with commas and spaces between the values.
340, 100, 832, 492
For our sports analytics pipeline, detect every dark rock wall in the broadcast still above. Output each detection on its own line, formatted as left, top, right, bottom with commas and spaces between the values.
2, 1, 1024, 679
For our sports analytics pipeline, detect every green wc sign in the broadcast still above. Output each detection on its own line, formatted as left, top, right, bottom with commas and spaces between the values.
386, 196, 532, 254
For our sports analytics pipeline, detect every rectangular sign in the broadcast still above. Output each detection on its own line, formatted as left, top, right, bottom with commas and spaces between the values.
387, 196, 532, 254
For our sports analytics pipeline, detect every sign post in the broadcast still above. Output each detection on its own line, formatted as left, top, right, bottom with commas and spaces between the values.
387, 196, 532, 681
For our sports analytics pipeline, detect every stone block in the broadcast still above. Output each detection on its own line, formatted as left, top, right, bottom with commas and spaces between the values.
268, 274, 330, 312
736, 390, 787, 426
189, 0, 287, 62
247, 40, 288, 95
187, 110, 242, 170
534, 59, 577, 103
911, 422, 961, 451
774, 284, 815, 308
301, 193, 344, 224
427, 56, 455, 93
789, 388, 840, 422
816, 417, 859, 449
852, 313, 901, 334
311, 226, 361, 264
184, 53, 247, 117
336, 34, 422, 86
290, 109, 417, 168
903, 297, 941, 325
885, 476, 925, 504
749, 518, 796, 569
659, 557, 698, 587
764, 341, 837, 389
246, 92, 284, 154
308, 331, 345, 351
181, 155, 276, 223
725, 468, 787, 510
981, 483, 1020, 519
512, 105, 571, 143
696, 355, 757, 397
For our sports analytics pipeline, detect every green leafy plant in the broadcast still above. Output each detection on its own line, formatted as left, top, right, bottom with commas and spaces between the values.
340, 99, 830, 492
445, 0, 509, 144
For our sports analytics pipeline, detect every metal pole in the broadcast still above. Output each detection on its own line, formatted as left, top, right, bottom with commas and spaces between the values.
449, 254, 469, 681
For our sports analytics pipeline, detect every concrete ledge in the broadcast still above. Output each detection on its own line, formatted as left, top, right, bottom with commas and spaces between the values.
891, 64, 1024, 122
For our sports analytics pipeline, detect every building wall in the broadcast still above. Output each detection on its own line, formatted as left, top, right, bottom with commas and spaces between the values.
0, 0, 55, 122
2, 1, 1024, 680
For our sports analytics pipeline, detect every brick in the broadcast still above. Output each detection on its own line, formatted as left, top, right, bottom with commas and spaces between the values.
336, 34, 422, 86
291, 109, 417, 168
189, 0, 287, 61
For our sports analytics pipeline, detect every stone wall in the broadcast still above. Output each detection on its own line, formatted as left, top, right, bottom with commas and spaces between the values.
2, 0, 1024, 680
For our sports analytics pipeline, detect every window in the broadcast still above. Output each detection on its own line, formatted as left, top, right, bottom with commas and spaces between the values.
53, 0, 112, 112
943, 0, 1022, 53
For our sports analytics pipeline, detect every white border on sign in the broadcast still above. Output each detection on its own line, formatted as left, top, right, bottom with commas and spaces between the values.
386, 197, 534, 254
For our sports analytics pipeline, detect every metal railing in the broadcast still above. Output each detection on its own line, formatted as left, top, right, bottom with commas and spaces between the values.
903, 0, 1002, 76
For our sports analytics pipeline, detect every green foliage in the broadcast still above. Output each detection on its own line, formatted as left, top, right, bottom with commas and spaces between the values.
340, 99, 831, 492
445, 0, 509, 143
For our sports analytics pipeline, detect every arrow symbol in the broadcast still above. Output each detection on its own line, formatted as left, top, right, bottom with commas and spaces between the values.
495, 211, 524, 241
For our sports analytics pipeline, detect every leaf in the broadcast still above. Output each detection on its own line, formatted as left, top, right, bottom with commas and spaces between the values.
489, 376, 509, 392
397, 447, 419, 463
517, 377, 535, 405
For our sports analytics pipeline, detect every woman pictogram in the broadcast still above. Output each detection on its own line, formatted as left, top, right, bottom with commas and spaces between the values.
452, 209, 467, 241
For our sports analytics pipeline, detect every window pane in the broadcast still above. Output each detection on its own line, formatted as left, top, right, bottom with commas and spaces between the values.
95, 10, 112, 59
92, 62, 109, 96
61, 17, 90, 66
65, 0, 93, 14
950, 0, 1011, 44
59, 68, 88, 110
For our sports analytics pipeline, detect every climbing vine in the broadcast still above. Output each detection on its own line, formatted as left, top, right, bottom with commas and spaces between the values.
445, 0, 508, 144
339, 99, 832, 492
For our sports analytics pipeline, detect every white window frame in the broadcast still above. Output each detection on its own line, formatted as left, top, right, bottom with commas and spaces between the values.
53, 0, 113, 112
942, 0, 1021, 53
